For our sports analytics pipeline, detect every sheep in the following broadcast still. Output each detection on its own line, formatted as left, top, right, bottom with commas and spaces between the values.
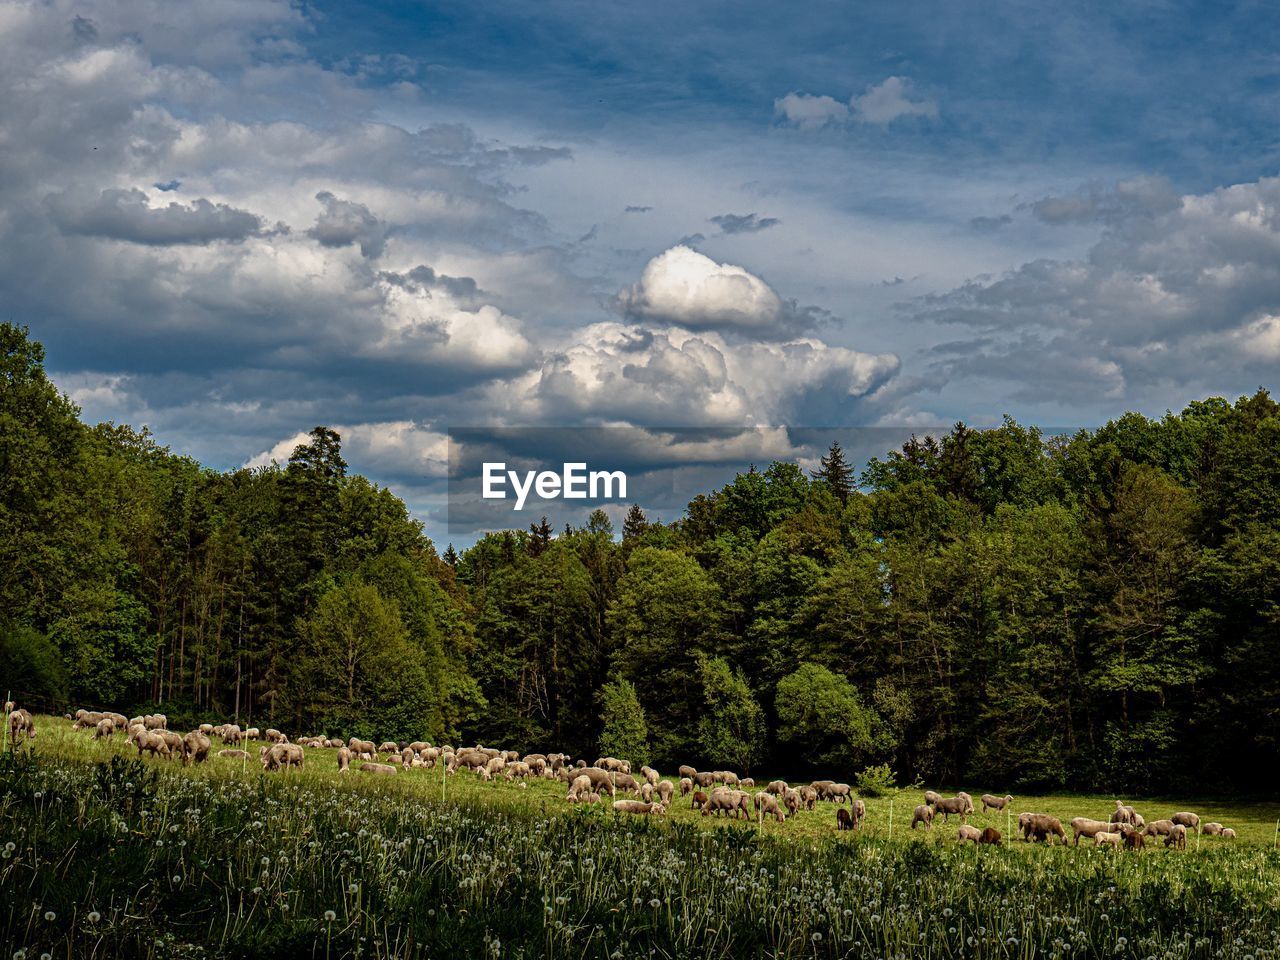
1124, 830, 1145, 851
349, 738, 378, 760
134, 730, 169, 758
799, 786, 819, 810
337, 746, 352, 772
260, 742, 304, 771
220, 724, 243, 745
1020, 814, 1068, 844
656, 780, 674, 806
358, 763, 399, 775
836, 807, 855, 830
218, 749, 250, 760
828, 783, 853, 804
712, 771, 739, 786
1201, 821, 1224, 836
567, 774, 593, 802
702, 788, 751, 820
692, 771, 716, 788
933, 794, 973, 822
158, 730, 185, 758
595, 756, 630, 774
1110, 800, 1139, 825
481, 756, 506, 781
811, 780, 835, 800
141, 714, 166, 730
612, 772, 641, 795
1171, 811, 1201, 832
1069, 817, 1113, 845
783, 788, 801, 816
910, 804, 934, 830
264, 729, 286, 744
957, 825, 982, 843
1222, 828, 1237, 839
679, 777, 694, 797
691, 791, 709, 811
1165, 824, 1188, 850
850, 798, 867, 829
641, 765, 660, 786
8, 709, 36, 744
979, 827, 1001, 845
576, 767, 617, 797
981, 794, 1013, 812
923, 790, 942, 807
378, 741, 399, 754
640, 782, 654, 802
243, 728, 260, 740
199, 723, 214, 735
1094, 831, 1123, 849
755, 792, 786, 823
182, 731, 211, 765
765, 779, 788, 796
94, 718, 115, 740
613, 800, 664, 815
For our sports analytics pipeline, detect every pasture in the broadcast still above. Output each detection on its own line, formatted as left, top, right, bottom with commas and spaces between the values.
2, 716, 1280, 959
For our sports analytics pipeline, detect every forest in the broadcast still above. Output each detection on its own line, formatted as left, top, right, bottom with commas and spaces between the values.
3, 322, 1280, 794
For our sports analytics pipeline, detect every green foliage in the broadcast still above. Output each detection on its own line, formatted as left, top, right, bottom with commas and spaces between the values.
775, 663, 888, 772
854, 762, 897, 797
0, 622, 67, 707
598, 678, 649, 766
695, 656, 766, 772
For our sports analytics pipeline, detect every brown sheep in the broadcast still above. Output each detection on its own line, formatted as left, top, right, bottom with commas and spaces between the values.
692, 771, 716, 788
981, 794, 1013, 812
811, 780, 835, 800
260, 742, 304, 771
1124, 830, 1145, 851
690, 790, 709, 811
979, 827, 1001, 845
933, 794, 973, 822
1201, 822, 1224, 836
799, 785, 819, 810
358, 762, 399, 775
181, 731, 211, 765
765, 779, 788, 795
613, 800, 665, 815
910, 804, 934, 830
1020, 814, 1068, 844
678, 764, 698, 780
957, 824, 981, 843
783, 788, 801, 816
679, 776, 694, 796
1171, 811, 1200, 832
1165, 824, 1188, 850
755, 792, 786, 823
337, 746, 352, 772
836, 807, 854, 831
1069, 817, 1113, 845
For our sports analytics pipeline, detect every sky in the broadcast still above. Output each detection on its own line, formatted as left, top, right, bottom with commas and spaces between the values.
5, 0, 1280, 543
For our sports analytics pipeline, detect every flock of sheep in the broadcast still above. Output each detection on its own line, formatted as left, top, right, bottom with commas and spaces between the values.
908, 790, 1236, 850
6, 704, 1239, 849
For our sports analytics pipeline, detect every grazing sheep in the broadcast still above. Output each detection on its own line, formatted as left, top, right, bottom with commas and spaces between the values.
691, 790, 709, 811
755, 792, 786, 823
134, 730, 170, 759
836, 807, 854, 831
933, 795, 973, 822
1070, 817, 1113, 845
1201, 822, 1224, 836
640, 783, 654, 802
828, 783, 852, 804
1020, 814, 1068, 844
641, 765, 660, 785
181, 732, 211, 765
349, 738, 378, 760
358, 763, 398, 776
567, 774, 593, 803
979, 827, 1001, 845
910, 804, 934, 830
692, 771, 716, 788
595, 757, 630, 774
613, 772, 641, 795
504, 761, 532, 781
1222, 828, 1236, 839
243, 727, 260, 740
1171, 812, 1201, 832
220, 724, 243, 745
1165, 824, 1188, 850
1124, 830, 1145, 851
656, 780, 674, 806
1111, 800, 1138, 825
783, 788, 801, 816
702, 789, 751, 820
957, 825, 981, 843
158, 730, 185, 758
378, 741, 399, 754
8, 709, 36, 744
613, 800, 664, 815
850, 798, 866, 829
260, 742, 304, 771
679, 777, 694, 797
94, 718, 115, 739
144, 714, 167, 730
765, 779, 788, 796
678, 764, 698, 780
1094, 831, 1123, 849
199, 723, 214, 735
1143, 819, 1175, 838
981, 794, 1013, 812
262, 729, 285, 744
337, 746, 352, 772
811, 780, 835, 800
218, 749, 250, 760
577, 767, 617, 797
799, 786, 819, 810
713, 771, 739, 786
923, 790, 942, 807
481, 756, 505, 781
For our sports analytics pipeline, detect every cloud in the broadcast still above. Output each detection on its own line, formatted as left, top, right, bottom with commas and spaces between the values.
245, 420, 449, 480
851, 76, 938, 125
969, 214, 1013, 231
709, 212, 781, 234
624, 205, 652, 213
47, 188, 265, 244
306, 190, 388, 258
619, 245, 817, 337
773, 92, 849, 129
912, 175, 1280, 404
1029, 175, 1181, 225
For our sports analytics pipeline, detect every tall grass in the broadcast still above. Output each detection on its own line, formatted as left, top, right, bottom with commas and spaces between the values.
2, 744, 1280, 960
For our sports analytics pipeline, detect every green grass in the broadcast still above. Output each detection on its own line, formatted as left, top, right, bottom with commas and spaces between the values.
3, 716, 1280, 959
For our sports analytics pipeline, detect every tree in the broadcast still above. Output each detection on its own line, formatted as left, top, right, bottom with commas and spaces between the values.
442, 544, 459, 566
696, 656, 765, 772
528, 516, 553, 557
812, 441, 854, 504
622, 504, 649, 542
775, 663, 887, 772
598, 678, 649, 766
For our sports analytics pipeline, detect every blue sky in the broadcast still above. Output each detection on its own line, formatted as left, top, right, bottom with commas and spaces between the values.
4, 0, 1280, 542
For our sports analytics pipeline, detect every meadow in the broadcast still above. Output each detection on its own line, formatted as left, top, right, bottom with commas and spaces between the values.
2, 717, 1280, 959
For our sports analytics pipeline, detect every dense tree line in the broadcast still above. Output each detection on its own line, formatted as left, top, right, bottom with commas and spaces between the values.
4, 323, 1280, 793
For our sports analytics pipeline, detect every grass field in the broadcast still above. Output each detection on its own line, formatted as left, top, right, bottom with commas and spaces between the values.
3, 716, 1280, 959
